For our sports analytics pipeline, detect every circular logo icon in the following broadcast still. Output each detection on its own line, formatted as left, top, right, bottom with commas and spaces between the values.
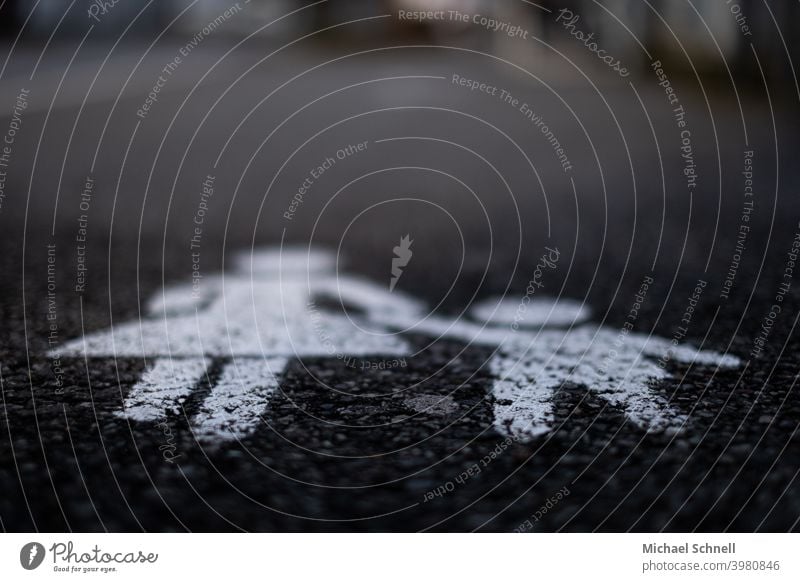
19, 542, 45, 570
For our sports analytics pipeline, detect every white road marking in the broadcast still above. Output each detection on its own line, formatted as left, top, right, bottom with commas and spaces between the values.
116, 357, 210, 422
373, 299, 740, 440
193, 356, 289, 441
57, 248, 423, 441
486, 324, 739, 438
233, 247, 336, 276
69, 280, 409, 358
52, 247, 743, 442
59, 249, 421, 359
471, 295, 591, 327
487, 328, 677, 438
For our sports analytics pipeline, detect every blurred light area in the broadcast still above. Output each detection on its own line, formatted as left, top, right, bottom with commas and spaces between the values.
0, 0, 797, 81
169, 0, 302, 37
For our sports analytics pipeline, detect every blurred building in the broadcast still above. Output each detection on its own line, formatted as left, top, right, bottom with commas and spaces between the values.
12, 0, 167, 37
0, 0, 308, 39
575, 0, 799, 80
1, 0, 796, 82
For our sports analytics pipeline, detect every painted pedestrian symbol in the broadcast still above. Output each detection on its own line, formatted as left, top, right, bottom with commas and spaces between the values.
53, 248, 740, 442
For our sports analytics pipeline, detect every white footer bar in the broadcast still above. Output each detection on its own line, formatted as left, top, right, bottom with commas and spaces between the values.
1, 534, 796, 581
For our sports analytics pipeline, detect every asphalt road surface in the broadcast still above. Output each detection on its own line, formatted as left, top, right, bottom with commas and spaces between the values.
1, 20, 800, 532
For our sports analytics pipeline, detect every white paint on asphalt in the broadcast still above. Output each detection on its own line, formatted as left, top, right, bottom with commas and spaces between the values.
58, 248, 421, 359
193, 356, 289, 441
471, 296, 591, 327
233, 247, 338, 276
370, 296, 740, 439
485, 326, 737, 439
54, 247, 742, 442
115, 357, 210, 422
59, 248, 423, 441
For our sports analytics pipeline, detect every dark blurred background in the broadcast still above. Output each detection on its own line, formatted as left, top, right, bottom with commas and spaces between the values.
1, 0, 798, 304
2, 1, 798, 73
